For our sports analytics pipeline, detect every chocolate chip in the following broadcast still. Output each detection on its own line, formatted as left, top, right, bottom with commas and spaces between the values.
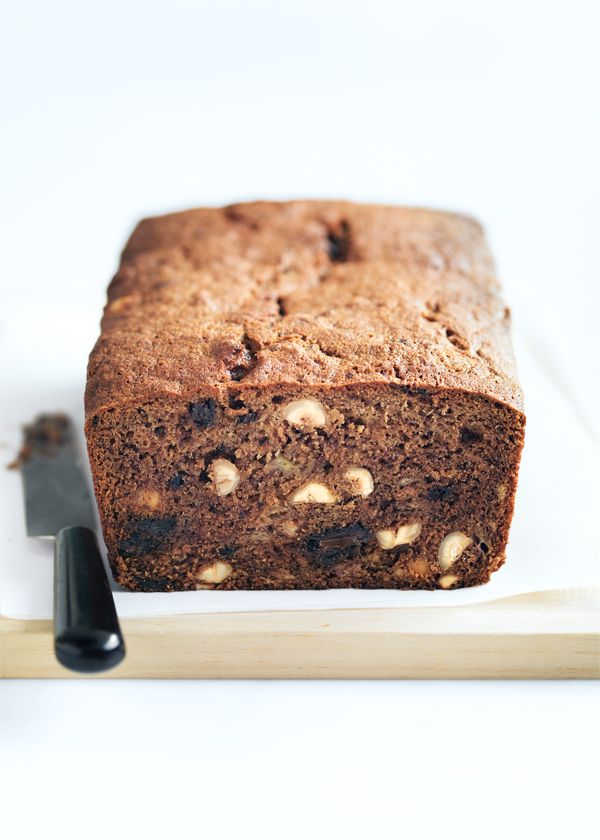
118, 516, 177, 558
304, 523, 371, 566
167, 472, 185, 489
188, 399, 217, 428
460, 427, 483, 444
427, 485, 457, 502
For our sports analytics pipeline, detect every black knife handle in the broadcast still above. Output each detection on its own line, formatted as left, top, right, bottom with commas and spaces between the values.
54, 526, 126, 673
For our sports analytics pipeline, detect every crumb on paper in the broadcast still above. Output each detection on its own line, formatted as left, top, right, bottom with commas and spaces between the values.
7, 413, 70, 470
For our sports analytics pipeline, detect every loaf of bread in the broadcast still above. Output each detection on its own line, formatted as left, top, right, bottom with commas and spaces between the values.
85, 201, 525, 591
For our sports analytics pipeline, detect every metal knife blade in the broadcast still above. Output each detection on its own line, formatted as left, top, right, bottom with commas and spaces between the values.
20, 414, 97, 538
18, 413, 125, 673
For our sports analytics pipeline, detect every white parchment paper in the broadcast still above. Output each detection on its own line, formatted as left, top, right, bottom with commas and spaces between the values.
1, 297, 598, 619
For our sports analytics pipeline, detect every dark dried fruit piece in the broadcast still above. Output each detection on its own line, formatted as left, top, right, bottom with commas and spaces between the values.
427, 485, 457, 502
218, 545, 237, 557
118, 516, 177, 558
327, 220, 351, 262
167, 472, 186, 489
230, 365, 249, 381
237, 411, 259, 424
304, 522, 371, 566
460, 427, 483, 444
131, 575, 176, 592
189, 399, 217, 428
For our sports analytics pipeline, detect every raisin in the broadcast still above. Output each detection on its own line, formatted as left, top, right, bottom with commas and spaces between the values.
304, 523, 371, 567
237, 411, 259, 424
188, 399, 217, 428
167, 473, 185, 489
327, 220, 351, 262
218, 545, 237, 557
229, 342, 257, 382
230, 366, 249, 381
154, 425, 166, 437
131, 576, 175, 592
427, 485, 457, 502
460, 427, 483, 444
118, 516, 177, 558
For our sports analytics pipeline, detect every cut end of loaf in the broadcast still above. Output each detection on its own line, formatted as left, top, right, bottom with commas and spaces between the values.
86, 384, 525, 592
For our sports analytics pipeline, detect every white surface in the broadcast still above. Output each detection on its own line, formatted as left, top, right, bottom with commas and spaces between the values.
1, 303, 599, 619
1, 1, 599, 835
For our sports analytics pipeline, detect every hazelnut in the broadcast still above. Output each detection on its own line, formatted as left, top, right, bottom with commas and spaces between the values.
135, 489, 161, 511
376, 521, 422, 549
437, 531, 472, 570
283, 398, 327, 429
291, 482, 337, 504
438, 574, 459, 589
197, 561, 233, 584
344, 467, 374, 498
208, 458, 240, 496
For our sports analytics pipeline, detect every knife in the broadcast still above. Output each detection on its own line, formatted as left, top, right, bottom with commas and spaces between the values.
19, 414, 125, 673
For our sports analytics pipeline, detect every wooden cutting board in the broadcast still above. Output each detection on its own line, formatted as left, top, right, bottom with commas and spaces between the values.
2, 587, 599, 679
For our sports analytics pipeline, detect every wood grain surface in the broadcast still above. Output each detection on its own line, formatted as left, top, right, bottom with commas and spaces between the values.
2, 588, 599, 679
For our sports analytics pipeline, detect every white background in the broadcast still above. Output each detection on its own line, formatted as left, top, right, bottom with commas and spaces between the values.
1, 1, 599, 838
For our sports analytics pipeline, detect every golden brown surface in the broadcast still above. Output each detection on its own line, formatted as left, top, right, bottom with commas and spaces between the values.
86, 201, 522, 417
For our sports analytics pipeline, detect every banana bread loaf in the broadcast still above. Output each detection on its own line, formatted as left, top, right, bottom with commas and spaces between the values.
85, 200, 525, 591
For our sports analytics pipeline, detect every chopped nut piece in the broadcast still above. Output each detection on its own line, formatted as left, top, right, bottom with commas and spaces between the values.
497, 484, 507, 501
344, 467, 374, 498
272, 454, 298, 472
376, 521, 422, 549
291, 482, 337, 504
439, 574, 459, 589
197, 561, 233, 583
281, 520, 298, 537
208, 458, 240, 496
438, 531, 472, 570
135, 489, 161, 511
283, 398, 327, 428
407, 558, 430, 577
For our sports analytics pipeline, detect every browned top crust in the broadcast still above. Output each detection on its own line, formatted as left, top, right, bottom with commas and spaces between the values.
85, 200, 523, 417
